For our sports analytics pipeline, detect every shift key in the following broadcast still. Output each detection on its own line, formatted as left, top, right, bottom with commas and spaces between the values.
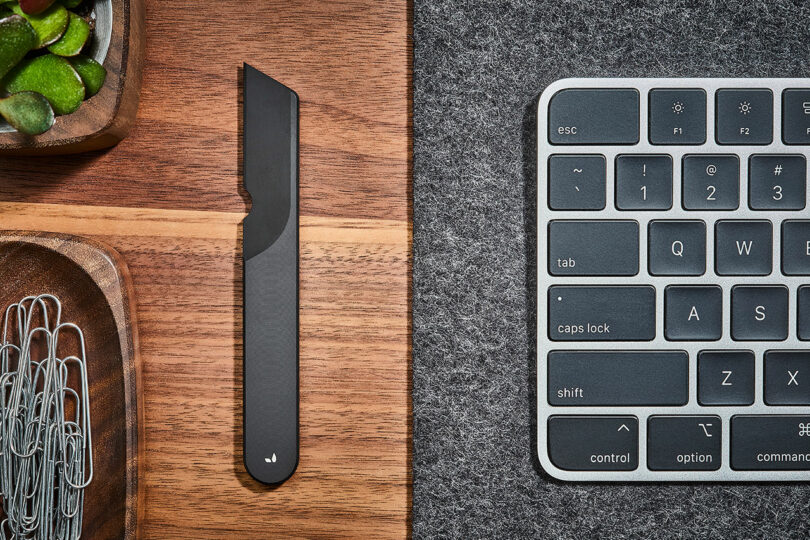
548, 220, 639, 276
549, 286, 656, 341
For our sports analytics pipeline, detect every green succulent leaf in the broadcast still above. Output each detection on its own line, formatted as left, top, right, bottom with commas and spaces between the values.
4, 53, 85, 114
67, 53, 104, 96
0, 14, 37, 79
58, 0, 82, 8
47, 10, 88, 56
19, 0, 56, 15
10, 1, 67, 48
0, 91, 54, 134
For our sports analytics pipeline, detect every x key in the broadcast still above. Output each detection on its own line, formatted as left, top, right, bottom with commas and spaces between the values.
765, 351, 810, 405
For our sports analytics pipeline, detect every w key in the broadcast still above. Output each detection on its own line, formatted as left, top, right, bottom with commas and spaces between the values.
716, 220, 772, 276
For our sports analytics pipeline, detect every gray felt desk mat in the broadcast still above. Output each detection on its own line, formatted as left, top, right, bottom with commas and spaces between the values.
412, 1, 810, 538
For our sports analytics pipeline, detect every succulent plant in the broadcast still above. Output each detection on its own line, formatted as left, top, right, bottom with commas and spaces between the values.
0, 14, 36, 79
18, 0, 55, 15
0, 0, 104, 134
0, 91, 53, 134
68, 53, 103, 96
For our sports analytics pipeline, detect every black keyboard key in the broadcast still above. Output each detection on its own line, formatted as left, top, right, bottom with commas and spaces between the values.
548, 155, 606, 210
782, 89, 810, 145
731, 285, 788, 341
782, 221, 810, 276
548, 286, 655, 341
682, 155, 739, 210
716, 89, 773, 145
715, 220, 772, 276
748, 155, 806, 210
665, 285, 722, 341
547, 351, 688, 406
548, 89, 639, 145
698, 350, 755, 406
648, 88, 707, 145
800, 286, 810, 341
548, 416, 638, 471
647, 416, 722, 471
648, 220, 706, 276
548, 221, 639, 276
731, 415, 810, 470
615, 155, 672, 210
765, 351, 810, 405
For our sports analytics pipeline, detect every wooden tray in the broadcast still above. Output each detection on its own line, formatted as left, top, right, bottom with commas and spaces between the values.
0, 232, 142, 538
0, 0, 146, 155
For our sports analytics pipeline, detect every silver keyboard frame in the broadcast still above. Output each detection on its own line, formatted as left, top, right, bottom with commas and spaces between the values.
536, 78, 810, 482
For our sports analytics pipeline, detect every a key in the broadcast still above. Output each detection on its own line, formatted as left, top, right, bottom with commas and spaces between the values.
648, 220, 706, 276
682, 155, 739, 210
647, 416, 721, 471
731, 285, 788, 341
548, 155, 606, 210
547, 351, 688, 406
716, 89, 773, 145
548, 286, 655, 341
547, 221, 639, 276
698, 350, 755, 406
748, 155, 806, 210
615, 154, 672, 210
547, 416, 638, 471
781, 221, 810, 276
731, 415, 810, 470
548, 89, 639, 145
782, 89, 810, 145
648, 88, 707, 145
764, 351, 810, 405
799, 286, 810, 341
715, 220, 772, 276
664, 285, 722, 341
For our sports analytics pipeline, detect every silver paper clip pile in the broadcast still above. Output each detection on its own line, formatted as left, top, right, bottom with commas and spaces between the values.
0, 295, 93, 540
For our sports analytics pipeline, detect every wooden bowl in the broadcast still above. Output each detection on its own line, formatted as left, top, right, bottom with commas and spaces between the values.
0, 0, 145, 155
0, 232, 142, 538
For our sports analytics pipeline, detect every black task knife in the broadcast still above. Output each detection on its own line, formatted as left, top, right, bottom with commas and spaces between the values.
242, 63, 299, 485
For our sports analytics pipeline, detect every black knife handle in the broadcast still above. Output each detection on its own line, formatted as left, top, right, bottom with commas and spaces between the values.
242, 64, 299, 485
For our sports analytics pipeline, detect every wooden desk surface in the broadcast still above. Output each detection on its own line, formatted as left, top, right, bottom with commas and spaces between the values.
0, 1, 412, 537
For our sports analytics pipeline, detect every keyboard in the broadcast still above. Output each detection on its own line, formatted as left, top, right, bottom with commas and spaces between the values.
537, 78, 810, 481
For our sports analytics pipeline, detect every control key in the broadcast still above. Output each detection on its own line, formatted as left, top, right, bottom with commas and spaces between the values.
548, 416, 638, 471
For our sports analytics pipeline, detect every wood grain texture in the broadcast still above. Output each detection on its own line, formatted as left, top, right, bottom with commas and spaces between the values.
0, 232, 141, 538
0, 0, 411, 537
0, 0, 146, 155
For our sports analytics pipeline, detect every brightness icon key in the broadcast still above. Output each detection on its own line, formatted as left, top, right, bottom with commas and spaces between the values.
649, 88, 706, 144
716, 89, 773, 145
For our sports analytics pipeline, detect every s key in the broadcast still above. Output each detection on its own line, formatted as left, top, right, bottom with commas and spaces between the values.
731, 286, 788, 341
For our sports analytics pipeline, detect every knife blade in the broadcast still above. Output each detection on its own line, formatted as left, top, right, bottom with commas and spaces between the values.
242, 63, 299, 485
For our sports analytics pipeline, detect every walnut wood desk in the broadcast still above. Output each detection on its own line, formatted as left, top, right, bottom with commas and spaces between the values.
0, 1, 411, 536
